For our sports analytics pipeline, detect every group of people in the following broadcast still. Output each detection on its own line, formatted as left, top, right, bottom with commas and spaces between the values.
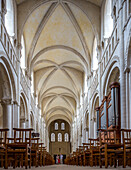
56, 155, 63, 164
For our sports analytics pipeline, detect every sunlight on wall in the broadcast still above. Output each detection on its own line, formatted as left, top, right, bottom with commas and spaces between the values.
21, 35, 26, 73
5, 0, 14, 44
104, 0, 113, 39
93, 37, 98, 71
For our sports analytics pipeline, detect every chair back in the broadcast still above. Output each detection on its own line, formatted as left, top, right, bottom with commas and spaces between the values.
0, 128, 9, 146
99, 129, 121, 145
13, 128, 33, 146
121, 129, 131, 145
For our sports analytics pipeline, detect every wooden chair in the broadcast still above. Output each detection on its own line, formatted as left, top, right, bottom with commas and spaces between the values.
31, 137, 39, 167
6, 128, 33, 169
121, 129, 131, 168
0, 128, 9, 169
82, 143, 90, 166
99, 129, 124, 168
77, 146, 83, 166
89, 138, 100, 167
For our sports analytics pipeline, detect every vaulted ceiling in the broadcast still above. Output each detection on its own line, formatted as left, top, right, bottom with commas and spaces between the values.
19, 0, 101, 125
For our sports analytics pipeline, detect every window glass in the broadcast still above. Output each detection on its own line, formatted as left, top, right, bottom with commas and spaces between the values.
55, 122, 58, 130
61, 123, 65, 130
51, 133, 55, 142
58, 133, 62, 142
64, 133, 69, 142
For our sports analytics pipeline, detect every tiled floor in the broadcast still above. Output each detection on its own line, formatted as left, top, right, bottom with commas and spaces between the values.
1, 165, 131, 170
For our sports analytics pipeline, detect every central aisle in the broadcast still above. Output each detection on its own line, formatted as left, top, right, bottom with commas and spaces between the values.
27, 165, 131, 170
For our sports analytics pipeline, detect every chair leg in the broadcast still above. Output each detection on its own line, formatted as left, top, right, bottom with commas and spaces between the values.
105, 144, 108, 168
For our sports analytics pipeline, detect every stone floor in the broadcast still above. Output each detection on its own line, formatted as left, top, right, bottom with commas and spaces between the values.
1, 165, 131, 170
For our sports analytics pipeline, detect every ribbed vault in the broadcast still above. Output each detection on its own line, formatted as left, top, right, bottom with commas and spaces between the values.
21, 0, 101, 124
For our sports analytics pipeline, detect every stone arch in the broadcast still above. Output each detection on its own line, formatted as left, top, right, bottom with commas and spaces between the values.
104, 66, 120, 96
103, 56, 120, 96
90, 93, 99, 138
0, 55, 16, 101
30, 111, 34, 129
0, 55, 16, 136
125, 30, 131, 69
19, 0, 100, 49
20, 92, 28, 128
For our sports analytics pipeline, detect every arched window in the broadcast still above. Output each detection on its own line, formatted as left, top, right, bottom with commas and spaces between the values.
61, 123, 65, 130
51, 133, 55, 142
64, 133, 69, 142
104, 0, 113, 40
5, 0, 15, 44
58, 133, 62, 142
92, 37, 98, 72
55, 122, 58, 130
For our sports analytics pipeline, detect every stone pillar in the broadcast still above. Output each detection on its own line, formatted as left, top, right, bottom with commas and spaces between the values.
125, 69, 130, 128
129, 66, 131, 129
110, 82, 120, 128
119, 4, 126, 128
20, 118, 26, 128
127, 0, 130, 17
1, 98, 12, 137
86, 128, 89, 143
97, 45, 102, 103
95, 107, 100, 137
90, 119, 94, 138
13, 101, 20, 128
94, 118, 97, 139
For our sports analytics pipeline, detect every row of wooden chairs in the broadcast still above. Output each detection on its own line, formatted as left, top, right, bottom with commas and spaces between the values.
65, 129, 131, 168
0, 128, 54, 169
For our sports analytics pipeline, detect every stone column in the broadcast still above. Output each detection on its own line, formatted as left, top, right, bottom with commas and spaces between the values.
86, 127, 89, 143
13, 101, 20, 128
20, 118, 26, 128
119, 4, 126, 128
110, 82, 120, 128
129, 66, 131, 129
125, 68, 130, 128
1, 98, 12, 137
94, 118, 97, 139
97, 45, 102, 103
90, 119, 94, 138
96, 107, 100, 137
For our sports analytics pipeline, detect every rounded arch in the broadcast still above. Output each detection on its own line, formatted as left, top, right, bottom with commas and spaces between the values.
30, 45, 88, 74
91, 93, 99, 120
102, 56, 120, 96
0, 55, 16, 101
125, 31, 131, 69
47, 115, 71, 129
19, 0, 100, 50
30, 111, 34, 129
20, 92, 28, 120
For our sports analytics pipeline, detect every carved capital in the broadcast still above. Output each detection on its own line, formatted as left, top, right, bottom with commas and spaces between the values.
1, 98, 12, 105
13, 100, 18, 105
20, 118, 26, 123
124, 67, 130, 73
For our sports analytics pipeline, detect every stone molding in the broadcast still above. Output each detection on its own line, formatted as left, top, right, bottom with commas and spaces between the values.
1, 98, 12, 105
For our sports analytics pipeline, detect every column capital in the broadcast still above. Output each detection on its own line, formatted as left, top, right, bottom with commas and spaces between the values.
1, 98, 12, 105
13, 100, 19, 105
20, 118, 26, 123
124, 67, 130, 73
